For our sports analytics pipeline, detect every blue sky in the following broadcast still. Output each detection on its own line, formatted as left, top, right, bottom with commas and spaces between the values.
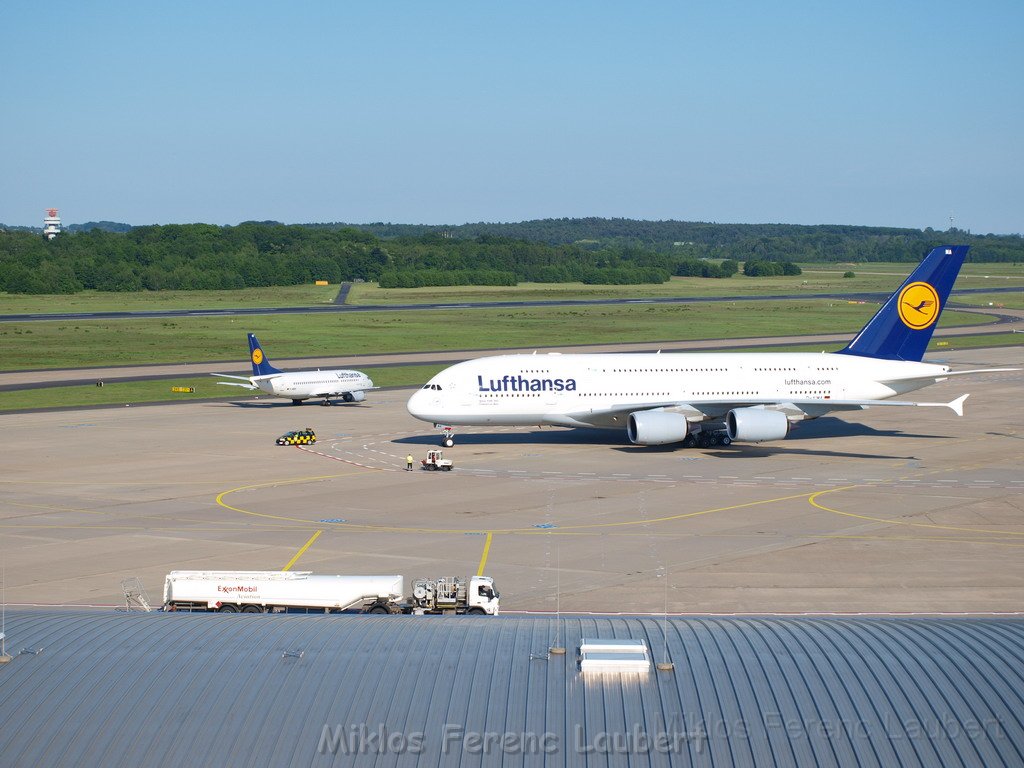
3, 1, 1022, 233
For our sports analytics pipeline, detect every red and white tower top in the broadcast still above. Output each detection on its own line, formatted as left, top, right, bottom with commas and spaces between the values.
43, 208, 62, 240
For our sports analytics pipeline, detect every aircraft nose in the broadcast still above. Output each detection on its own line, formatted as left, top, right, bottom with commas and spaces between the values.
407, 389, 432, 420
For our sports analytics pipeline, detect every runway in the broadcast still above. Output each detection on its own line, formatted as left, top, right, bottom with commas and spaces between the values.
1, 347, 1020, 615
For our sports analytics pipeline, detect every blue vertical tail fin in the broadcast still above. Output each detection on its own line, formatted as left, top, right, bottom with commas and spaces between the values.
836, 245, 968, 362
248, 333, 282, 376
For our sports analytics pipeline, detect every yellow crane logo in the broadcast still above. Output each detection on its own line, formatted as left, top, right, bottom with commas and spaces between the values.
897, 282, 940, 330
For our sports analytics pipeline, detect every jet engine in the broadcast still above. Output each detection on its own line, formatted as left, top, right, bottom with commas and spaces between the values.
726, 408, 789, 442
627, 411, 690, 446
343, 391, 366, 403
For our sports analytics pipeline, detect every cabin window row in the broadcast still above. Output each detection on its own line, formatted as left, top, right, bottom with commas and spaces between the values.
692, 391, 757, 396
610, 368, 730, 373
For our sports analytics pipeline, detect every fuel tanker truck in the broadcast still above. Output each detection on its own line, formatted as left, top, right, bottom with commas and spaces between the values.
162, 571, 499, 615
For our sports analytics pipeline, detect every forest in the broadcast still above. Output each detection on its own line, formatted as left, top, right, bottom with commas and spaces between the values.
334, 218, 1023, 263
0, 218, 1018, 294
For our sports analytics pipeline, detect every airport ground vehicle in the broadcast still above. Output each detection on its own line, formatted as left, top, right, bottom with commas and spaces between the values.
276, 428, 316, 445
162, 571, 499, 615
421, 449, 453, 471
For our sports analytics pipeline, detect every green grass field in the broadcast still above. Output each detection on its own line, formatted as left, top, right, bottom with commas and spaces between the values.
797, 261, 1024, 277
346, 267, 1023, 305
1, 263, 1019, 314
949, 292, 1024, 310
728, 332, 1022, 355
0, 302, 992, 371
0, 284, 340, 313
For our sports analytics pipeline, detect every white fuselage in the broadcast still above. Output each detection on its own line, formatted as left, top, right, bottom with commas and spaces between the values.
257, 369, 374, 400
406, 352, 951, 429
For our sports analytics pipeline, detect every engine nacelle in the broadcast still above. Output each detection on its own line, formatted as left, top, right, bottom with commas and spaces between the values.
726, 408, 789, 443
343, 390, 366, 403
627, 411, 690, 446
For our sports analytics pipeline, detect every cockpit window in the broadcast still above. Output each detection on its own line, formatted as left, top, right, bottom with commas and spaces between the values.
423, 384, 442, 390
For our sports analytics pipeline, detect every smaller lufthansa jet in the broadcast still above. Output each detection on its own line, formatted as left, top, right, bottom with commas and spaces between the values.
212, 334, 374, 406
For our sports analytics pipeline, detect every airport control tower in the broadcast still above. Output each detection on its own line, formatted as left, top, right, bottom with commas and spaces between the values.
42, 208, 61, 239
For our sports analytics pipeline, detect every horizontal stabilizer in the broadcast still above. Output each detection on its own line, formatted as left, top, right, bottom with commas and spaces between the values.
850, 393, 968, 416
216, 381, 259, 390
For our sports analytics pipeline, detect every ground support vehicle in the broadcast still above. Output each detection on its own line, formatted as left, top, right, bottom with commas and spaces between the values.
276, 428, 316, 446
421, 449, 453, 471
163, 571, 499, 615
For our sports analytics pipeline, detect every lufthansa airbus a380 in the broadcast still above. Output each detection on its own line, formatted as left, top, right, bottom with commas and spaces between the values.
213, 334, 374, 406
407, 246, 1016, 448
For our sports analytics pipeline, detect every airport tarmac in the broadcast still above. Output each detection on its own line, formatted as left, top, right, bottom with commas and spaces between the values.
1, 347, 1021, 615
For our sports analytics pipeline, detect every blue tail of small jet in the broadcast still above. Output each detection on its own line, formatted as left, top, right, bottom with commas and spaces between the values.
248, 333, 282, 376
837, 245, 968, 362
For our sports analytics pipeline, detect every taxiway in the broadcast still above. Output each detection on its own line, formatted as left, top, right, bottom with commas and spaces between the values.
1, 347, 1021, 615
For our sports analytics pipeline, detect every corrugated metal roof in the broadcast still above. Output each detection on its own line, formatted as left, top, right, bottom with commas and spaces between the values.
0, 611, 1022, 767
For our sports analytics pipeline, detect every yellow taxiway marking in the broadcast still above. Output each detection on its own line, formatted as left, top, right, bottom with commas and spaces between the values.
477, 532, 493, 575
283, 529, 323, 571
809, 487, 1024, 537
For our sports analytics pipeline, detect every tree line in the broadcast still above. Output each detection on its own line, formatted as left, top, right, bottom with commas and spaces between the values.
1, 217, 1014, 295
333, 218, 1023, 263
1, 224, 693, 294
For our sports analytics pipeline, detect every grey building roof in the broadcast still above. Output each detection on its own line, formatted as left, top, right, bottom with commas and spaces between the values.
0, 610, 1022, 767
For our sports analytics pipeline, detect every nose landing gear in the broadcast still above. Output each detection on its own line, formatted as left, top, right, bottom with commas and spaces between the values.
437, 426, 455, 447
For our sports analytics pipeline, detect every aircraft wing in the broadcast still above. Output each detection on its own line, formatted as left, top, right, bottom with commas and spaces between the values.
215, 381, 260, 390
556, 394, 970, 428
211, 373, 259, 391
878, 368, 1020, 387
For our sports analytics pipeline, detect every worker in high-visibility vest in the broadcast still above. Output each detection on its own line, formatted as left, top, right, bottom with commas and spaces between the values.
406, 454, 414, 471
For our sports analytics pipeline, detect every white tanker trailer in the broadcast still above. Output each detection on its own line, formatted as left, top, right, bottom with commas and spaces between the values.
162, 571, 499, 615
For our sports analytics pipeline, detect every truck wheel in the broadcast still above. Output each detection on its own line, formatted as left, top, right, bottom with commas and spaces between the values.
368, 605, 389, 615
217, 604, 238, 613
241, 605, 262, 613
442, 465, 451, 471
466, 607, 486, 615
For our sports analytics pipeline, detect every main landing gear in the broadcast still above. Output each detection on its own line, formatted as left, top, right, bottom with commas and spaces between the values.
684, 430, 731, 449
320, 393, 356, 406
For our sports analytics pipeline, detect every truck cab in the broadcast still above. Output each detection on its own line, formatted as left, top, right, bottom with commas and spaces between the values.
468, 575, 500, 615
